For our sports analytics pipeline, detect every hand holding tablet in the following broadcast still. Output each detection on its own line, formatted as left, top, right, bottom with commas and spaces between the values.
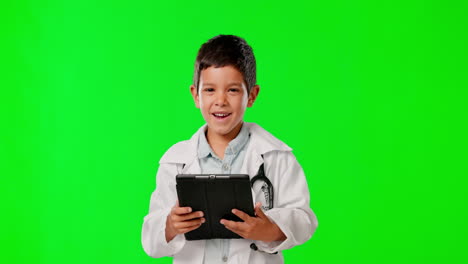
220, 202, 286, 242
175, 174, 255, 240
165, 201, 205, 243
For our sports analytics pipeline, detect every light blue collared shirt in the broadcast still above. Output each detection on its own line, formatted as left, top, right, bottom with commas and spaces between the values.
198, 123, 250, 263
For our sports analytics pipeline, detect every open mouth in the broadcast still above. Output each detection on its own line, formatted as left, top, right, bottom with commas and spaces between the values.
212, 113, 231, 120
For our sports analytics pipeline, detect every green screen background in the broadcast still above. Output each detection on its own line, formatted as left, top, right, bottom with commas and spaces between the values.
2, 0, 467, 263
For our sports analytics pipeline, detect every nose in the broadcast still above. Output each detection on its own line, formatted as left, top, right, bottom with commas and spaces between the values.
214, 91, 227, 106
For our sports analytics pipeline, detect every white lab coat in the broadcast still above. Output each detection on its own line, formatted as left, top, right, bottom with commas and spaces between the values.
141, 122, 318, 263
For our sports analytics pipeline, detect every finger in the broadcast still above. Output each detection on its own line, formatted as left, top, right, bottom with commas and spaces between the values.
173, 211, 204, 222
254, 203, 268, 219
174, 217, 205, 230
179, 222, 204, 234
220, 219, 245, 232
223, 223, 245, 238
172, 206, 193, 215
231, 208, 253, 223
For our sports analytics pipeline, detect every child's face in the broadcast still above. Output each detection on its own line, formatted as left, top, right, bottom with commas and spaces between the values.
190, 65, 259, 139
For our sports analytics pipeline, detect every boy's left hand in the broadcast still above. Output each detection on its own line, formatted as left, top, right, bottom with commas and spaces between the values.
220, 202, 286, 242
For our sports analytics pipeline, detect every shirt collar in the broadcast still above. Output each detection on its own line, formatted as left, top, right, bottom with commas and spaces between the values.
197, 128, 212, 159
159, 122, 292, 165
198, 123, 250, 159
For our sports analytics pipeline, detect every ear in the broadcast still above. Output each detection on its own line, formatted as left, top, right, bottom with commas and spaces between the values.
190, 84, 200, 108
247, 85, 260, 107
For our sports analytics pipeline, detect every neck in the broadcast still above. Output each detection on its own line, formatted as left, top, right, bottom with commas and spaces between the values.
206, 122, 243, 159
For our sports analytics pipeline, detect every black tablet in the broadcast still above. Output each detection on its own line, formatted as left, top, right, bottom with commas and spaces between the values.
176, 174, 255, 240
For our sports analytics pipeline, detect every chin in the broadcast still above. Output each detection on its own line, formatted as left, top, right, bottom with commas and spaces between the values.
207, 122, 237, 136
211, 126, 233, 136
205, 115, 243, 137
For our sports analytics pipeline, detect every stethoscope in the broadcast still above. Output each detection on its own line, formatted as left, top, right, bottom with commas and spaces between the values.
249, 161, 278, 254
250, 163, 274, 210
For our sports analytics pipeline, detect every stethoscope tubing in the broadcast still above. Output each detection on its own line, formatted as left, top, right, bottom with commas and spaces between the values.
249, 162, 278, 254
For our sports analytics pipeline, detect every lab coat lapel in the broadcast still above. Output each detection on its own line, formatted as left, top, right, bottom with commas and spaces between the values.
181, 154, 201, 174
240, 148, 264, 177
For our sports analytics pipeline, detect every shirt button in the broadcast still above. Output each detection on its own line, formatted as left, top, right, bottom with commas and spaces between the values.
222, 164, 230, 171
222, 256, 228, 262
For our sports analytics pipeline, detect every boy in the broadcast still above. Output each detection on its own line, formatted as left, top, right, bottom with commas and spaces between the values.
141, 35, 318, 263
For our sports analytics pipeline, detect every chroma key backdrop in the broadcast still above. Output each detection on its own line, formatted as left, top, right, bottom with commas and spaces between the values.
1, 0, 467, 263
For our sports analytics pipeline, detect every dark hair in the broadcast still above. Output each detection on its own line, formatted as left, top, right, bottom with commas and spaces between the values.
193, 34, 256, 93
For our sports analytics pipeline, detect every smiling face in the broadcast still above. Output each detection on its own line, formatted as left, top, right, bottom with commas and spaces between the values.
190, 65, 259, 142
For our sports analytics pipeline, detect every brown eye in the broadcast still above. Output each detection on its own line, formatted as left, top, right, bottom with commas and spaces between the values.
204, 88, 215, 92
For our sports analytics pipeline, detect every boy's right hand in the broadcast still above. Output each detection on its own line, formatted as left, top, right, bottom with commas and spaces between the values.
165, 200, 205, 243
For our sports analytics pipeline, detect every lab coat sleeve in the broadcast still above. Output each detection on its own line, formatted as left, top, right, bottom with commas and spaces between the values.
141, 162, 186, 258
255, 151, 318, 253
